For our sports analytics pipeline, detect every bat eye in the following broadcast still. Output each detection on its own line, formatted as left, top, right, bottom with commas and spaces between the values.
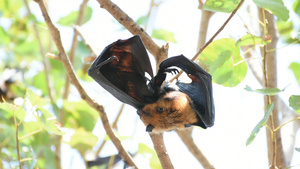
156, 107, 165, 113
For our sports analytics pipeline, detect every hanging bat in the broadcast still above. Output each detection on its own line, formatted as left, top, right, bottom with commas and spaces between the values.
88, 35, 215, 132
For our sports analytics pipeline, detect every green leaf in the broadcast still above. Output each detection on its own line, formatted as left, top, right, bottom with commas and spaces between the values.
138, 143, 162, 169
63, 100, 99, 131
136, 16, 149, 26
26, 89, 49, 106
236, 33, 271, 46
203, 0, 241, 13
253, 0, 289, 21
0, 0, 22, 18
293, 0, 300, 18
244, 85, 285, 95
74, 41, 90, 70
246, 103, 274, 146
67, 128, 98, 155
289, 62, 300, 87
57, 6, 93, 26
32, 72, 48, 95
0, 102, 26, 121
0, 26, 10, 46
35, 106, 64, 135
296, 147, 300, 152
289, 95, 300, 114
276, 21, 294, 36
152, 29, 176, 42
198, 38, 247, 87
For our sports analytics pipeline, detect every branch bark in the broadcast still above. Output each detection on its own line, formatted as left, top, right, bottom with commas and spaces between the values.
149, 133, 174, 169
34, 0, 137, 168
259, 9, 286, 168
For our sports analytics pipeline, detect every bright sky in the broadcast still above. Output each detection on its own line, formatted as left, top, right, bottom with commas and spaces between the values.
30, 0, 300, 168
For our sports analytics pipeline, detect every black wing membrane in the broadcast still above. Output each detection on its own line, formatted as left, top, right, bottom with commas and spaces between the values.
157, 55, 215, 128
88, 35, 155, 110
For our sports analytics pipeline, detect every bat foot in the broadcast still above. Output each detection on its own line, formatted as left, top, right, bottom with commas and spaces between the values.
164, 68, 179, 75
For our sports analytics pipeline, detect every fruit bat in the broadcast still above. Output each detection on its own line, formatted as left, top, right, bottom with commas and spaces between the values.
88, 35, 215, 132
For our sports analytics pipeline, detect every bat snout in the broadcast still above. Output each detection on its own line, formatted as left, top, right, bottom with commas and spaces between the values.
146, 124, 154, 132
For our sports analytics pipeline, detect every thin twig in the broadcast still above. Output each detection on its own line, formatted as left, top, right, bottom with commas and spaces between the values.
34, 0, 138, 167
112, 104, 125, 130
176, 129, 214, 169
58, 1, 89, 168
174, 6, 215, 168
259, 8, 286, 168
63, 0, 89, 99
171, 0, 245, 81
23, 0, 55, 104
14, 110, 22, 169
73, 25, 98, 57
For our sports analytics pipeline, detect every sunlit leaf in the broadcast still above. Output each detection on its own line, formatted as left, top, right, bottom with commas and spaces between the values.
74, 41, 90, 70
57, 6, 93, 26
277, 21, 293, 35
0, 0, 22, 18
32, 72, 48, 95
35, 106, 64, 135
138, 143, 162, 169
104, 131, 130, 142
293, 0, 300, 18
63, 100, 99, 131
289, 62, 300, 87
21, 121, 42, 144
203, 0, 241, 13
236, 33, 271, 46
0, 26, 10, 46
152, 29, 176, 42
254, 0, 289, 21
67, 128, 98, 155
136, 15, 149, 26
289, 95, 300, 115
0, 102, 26, 121
198, 38, 247, 87
26, 89, 49, 106
244, 85, 285, 95
246, 103, 274, 146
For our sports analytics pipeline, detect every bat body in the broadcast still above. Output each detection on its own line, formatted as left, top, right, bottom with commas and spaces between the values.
88, 35, 215, 132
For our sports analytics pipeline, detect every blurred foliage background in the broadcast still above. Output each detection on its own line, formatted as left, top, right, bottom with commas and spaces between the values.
1, 0, 300, 168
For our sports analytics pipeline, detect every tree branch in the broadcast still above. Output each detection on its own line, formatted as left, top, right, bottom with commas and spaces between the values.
34, 0, 137, 167
176, 129, 214, 169
259, 9, 286, 168
149, 133, 174, 169
94, 0, 173, 167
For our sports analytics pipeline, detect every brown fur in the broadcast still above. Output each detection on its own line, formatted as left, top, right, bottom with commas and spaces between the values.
140, 91, 199, 132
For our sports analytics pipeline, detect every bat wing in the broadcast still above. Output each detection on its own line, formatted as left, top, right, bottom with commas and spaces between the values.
157, 55, 215, 128
88, 35, 156, 110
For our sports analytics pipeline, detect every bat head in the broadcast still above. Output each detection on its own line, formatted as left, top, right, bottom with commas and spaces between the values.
140, 91, 199, 132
